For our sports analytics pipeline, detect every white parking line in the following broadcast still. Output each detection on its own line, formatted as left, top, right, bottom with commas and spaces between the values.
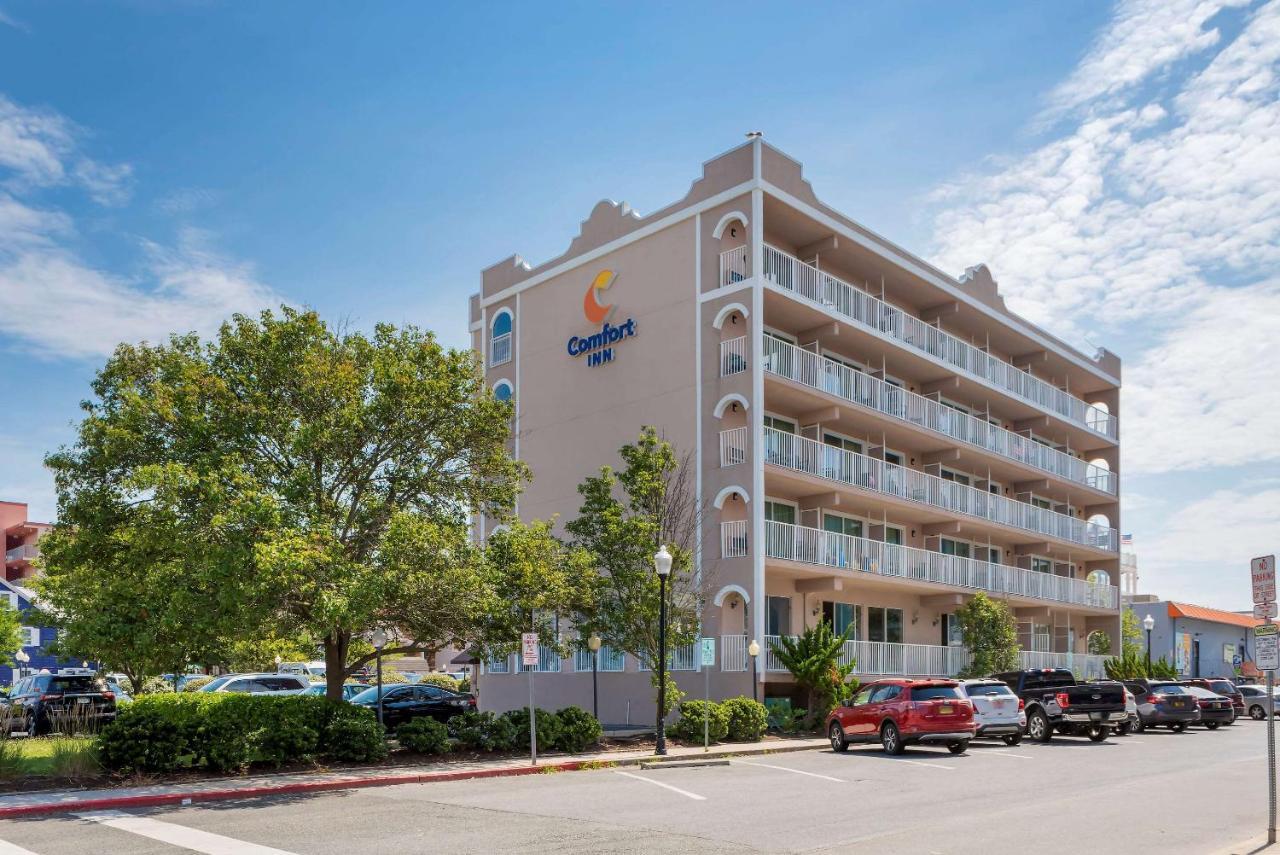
613, 771, 707, 801
733, 760, 847, 782
0, 840, 40, 855
889, 758, 955, 770
75, 811, 299, 854
978, 751, 1034, 759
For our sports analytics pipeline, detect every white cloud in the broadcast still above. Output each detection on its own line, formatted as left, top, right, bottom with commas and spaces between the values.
0, 9, 27, 32
927, 0, 1280, 474
0, 93, 278, 359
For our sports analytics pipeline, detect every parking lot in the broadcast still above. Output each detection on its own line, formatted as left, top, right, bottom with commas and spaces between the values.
1, 721, 1276, 854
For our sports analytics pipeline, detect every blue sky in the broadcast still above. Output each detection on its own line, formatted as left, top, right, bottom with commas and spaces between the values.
1, 1, 1277, 609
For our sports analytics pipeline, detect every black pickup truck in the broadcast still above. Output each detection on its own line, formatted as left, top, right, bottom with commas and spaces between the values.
991, 668, 1127, 742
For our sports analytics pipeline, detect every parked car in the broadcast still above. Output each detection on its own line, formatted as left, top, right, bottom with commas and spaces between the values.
278, 661, 327, 680
1238, 684, 1276, 719
992, 669, 1126, 742
1183, 686, 1235, 728
4, 672, 117, 736
957, 679, 1025, 745
826, 678, 976, 755
106, 681, 133, 703
302, 683, 370, 702
1124, 680, 1201, 732
350, 683, 477, 728
1182, 678, 1245, 718
1115, 687, 1138, 736
196, 673, 310, 695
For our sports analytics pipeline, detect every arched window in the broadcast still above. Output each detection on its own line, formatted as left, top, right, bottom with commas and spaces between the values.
1087, 569, 1111, 587
489, 310, 513, 367
493, 380, 513, 403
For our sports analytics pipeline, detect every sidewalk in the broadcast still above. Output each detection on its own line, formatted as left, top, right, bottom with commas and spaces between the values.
0, 736, 829, 819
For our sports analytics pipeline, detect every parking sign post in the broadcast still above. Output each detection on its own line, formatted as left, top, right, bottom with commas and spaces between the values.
522, 631, 539, 766
1253, 555, 1277, 845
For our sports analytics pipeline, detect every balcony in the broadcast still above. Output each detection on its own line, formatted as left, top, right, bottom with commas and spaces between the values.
489, 332, 512, 368
749, 335, 1116, 495
741, 520, 1118, 609
755, 427, 1119, 552
4, 545, 38, 564
723, 244, 1118, 440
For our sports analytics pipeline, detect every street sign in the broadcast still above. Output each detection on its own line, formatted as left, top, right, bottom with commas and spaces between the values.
1236, 655, 1245, 667
1258, 624, 1279, 638
521, 632, 539, 667
1259, 634, 1280, 671
701, 637, 716, 668
1258, 603, 1279, 620
1254, 555, 1276, 604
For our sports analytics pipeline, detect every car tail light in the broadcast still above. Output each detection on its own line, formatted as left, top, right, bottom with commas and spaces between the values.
1017, 698, 1025, 711
1055, 692, 1070, 709
39, 693, 62, 701
101, 691, 115, 701
1149, 693, 1164, 704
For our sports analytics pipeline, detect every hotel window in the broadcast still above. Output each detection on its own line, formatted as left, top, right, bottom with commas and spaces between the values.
763, 415, 797, 464
489, 310, 513, 367
21, 626, 39, 647
884, 526, 904, 545
941, 613, 964, 647
822, 601, 859, 639
1032, 557, 1053, 574
764, 500, 796, 525
823, 513, 862, 538
940, 538, 971, 559
868, 607, 903, 644
766, 596, 792, 637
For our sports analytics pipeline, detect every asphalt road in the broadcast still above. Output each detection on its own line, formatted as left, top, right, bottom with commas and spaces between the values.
2, 720, 1277, 854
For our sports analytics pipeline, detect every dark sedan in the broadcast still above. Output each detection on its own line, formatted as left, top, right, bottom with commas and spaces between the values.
1184, 686, 1235, 728
1125, 680, 1201, 732
1183, 678, 1245, 718
351, 683, 476, 728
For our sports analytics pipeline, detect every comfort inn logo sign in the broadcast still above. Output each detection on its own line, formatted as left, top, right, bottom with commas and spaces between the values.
566, 269, 637, 368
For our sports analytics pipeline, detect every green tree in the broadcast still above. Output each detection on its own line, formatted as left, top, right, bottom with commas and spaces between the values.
957, 592, 1020, 677
1121, 607, 1144, 658
1087, 629, 1112, 656
565, 428, 703, 716
40, 307, 526, 701
768, 621, 858, 728
0, 602, 24, 665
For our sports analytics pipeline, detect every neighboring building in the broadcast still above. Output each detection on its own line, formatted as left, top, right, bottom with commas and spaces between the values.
468, 138, 1122, 721
1, 500, 88, 686
1132, 600, 1264, 679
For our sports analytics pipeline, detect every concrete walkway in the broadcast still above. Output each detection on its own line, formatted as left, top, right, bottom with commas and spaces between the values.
0, 736, 829, 818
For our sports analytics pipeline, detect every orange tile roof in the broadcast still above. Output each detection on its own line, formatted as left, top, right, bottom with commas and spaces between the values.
1166, 601, 1274, 629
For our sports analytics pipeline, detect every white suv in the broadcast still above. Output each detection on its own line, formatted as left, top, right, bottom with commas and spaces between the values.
198, 673, 310, 695
958, 679, 1026, 745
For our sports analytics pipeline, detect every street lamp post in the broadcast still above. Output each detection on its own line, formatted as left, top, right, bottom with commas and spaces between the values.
587, 633, 602, 722
371, 628, 388, 730
748, 639, 760, 703
14, 649, 28, 679
653, 544, 673, 756
1143, 614, 1155, 672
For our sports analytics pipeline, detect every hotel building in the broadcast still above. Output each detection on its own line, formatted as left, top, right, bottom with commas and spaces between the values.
468, 139, 1121, 722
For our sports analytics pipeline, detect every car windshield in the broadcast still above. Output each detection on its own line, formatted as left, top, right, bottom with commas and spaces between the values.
1209, 682, 1236, 694
1185, 687, 1220, 698
964, 683, 1014, 697
912, 686, 961, 701
1152, 685, 1189, 695
48, 676, 105, 693
198, 675, 236, 692
349, 686, 403, 704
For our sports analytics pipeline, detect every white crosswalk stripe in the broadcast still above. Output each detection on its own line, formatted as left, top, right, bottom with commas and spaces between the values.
0, 839, 40, 855
75, 810, 299, 855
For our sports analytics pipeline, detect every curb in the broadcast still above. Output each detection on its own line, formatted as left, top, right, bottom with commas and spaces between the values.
0, 741, 826, 819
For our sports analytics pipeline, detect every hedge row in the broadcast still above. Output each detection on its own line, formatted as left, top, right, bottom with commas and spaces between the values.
398, 706, 602, 756
671, 696, 768, 743
97, 694, 385, 773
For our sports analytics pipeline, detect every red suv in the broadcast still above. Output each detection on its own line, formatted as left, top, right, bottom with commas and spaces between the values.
826, 678, 977, 755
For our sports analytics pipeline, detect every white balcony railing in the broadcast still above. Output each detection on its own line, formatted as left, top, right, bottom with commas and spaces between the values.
489, 332, 512, 368
752, 335, 1117, 495
4, 545, 38, 563
720, 426, 748, 467
1020, 650, 1108, 680
764, 428, 1119, 552
756, 520, 1118, 610
720, 336, 748, 377
638, 643, 698, 672
760, 244, 1118, 440
719, 246, 750, 286
722, 635, 748, 672
720, 519, 749, 559
764, 636, 1107, 679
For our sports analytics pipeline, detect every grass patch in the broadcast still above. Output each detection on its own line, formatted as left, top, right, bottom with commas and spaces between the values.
577, 759, 617, 770
0, 737, 99, 778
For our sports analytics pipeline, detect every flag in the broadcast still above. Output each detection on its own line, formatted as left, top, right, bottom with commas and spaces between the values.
1121, 533, 1133, 546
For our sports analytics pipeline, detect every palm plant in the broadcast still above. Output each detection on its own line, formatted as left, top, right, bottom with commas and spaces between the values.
768, 621, 858, 728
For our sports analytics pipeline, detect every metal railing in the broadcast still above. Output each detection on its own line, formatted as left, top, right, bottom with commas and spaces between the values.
722, 635, 748, 672
760, 244, 1118, 440
758, 520, 1118, 609
764, 636, 1106, 679
516, 646, 561, 673
719, 426, 748, 467
638, 644, 698, 672
754, 335, 1116, 495
720, 336, 748, 377
719, 246, 750, 286
720, 520, 749, 558
4, 545, 38, 563
764, 428, 1119, 552
1020, 650, 1108, 679
489, 332, 512, 368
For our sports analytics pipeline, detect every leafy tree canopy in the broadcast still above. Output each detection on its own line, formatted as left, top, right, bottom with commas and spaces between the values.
957, 592, 1020, 678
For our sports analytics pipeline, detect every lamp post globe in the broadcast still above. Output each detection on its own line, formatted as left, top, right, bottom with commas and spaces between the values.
654, 545, 672, 756
1143, 614, 1155, 670
748, 639, 760, 703
587, 633, 602, 721
371, 629, 389, 729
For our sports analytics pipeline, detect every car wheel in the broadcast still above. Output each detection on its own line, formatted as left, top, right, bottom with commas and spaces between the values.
880, 722, 904, 755
1027, 709, 1052, 742
947, 741, 969, 755
1087, 725, 1109, 742
1133, 717, 1146, 733
1251, 704, 1267, 720
25, 715, 37, 739
1116, 722, 1131, 736
829, 721, 849, 753
1170, 722, 1187, 733
1205, 721, 1220, 730
1002, 733, 1023, 746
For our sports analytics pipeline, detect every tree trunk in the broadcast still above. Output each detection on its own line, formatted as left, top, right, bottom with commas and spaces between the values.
324, 630, 349, 702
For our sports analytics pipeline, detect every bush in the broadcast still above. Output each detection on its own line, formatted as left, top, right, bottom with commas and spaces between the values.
318, 702, 386, 763
140, 676, 178, 695
97, 695, 191, 773
397, 718, 451, 755
721, 696, 768, 742
501, 707, 561, 753
416, 673, 461, 693
447, 711, 517, 752
552, 706, 602, 753
182, 676, 215, 692
670, 700, 729, 744
457, 678, 471, 693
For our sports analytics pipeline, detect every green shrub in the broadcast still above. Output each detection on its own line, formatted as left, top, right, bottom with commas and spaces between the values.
318, 702, 386, 763
181, 676, 215, 692
140, 676, 178, 695
721, 696, 768, 742
670, 700, 729, 743
97, 695, 193, 773
256, 697, 322, 767
447, 711, 517, 752
415, 674, 461, 693
552, 706, 602, 753
457, 678, 471, 693
397, 718, 451, 755
501, 707, 561, 753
